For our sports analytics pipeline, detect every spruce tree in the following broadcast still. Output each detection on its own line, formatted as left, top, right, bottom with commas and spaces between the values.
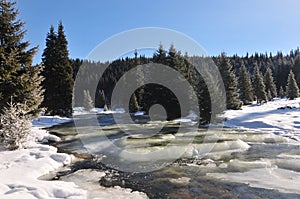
217, 53, 242, 110
238, 64, 253, 105
83, 90, 94, 111
42, 22, 73, 116
253, 65, 267, 104
264, 67, 277, 100
153, 43, 166, 63
286, 70, 299, 100
0, 0, 43, 118
134, 50, 144, 108
57, 21, 73, 115
42, 26, 58, 114
21, 65, 44, 117
279, 86, 285, 98
129, 93, 139, 113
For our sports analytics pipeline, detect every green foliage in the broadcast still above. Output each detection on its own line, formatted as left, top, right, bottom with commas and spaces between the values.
238, 64, 253, 105
253, 65, 267, 104
286, 70, 299, 100
0, 0, 43, 118
264, 67, 277, 100
42, 22, 73, 116
217, 53, 242, 109
72, 46, 300, 123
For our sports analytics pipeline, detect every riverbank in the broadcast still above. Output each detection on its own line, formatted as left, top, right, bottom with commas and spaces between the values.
224, 97, 300, 139
0, 116, 148, 199
1, 98, 300, 198
207, 97, 300, 195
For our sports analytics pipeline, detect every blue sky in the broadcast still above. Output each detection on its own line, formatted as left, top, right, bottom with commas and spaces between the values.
16, 0, 300, 64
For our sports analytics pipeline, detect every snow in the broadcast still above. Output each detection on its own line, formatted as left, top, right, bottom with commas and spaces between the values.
0, 137, 86, 198
134, 111, 145, 116
224, 98, 300, 137
73, 107, 125, 115
0, 116, 148, 199
60, 169, 148, 199
206, 98, 300, 195
208, 168, 300, 194
173, 111, 198, 124
3, 98, 300, 198
31, 116, 72, 128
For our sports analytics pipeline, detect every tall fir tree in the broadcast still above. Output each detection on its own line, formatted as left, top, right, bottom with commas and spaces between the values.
264, 67, 277, 100
238, 64, 253, 105
0, 0, 43, 118
56, 21, 73, 115
253, 65, 267, 104
286, 70, 299, 100
41, 26, 57, 113
42, 22, 73, 116
217, 53, 242, 110
134, 50, 143, 109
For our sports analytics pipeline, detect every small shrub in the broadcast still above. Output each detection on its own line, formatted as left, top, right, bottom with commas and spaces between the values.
0, 102, 31, 150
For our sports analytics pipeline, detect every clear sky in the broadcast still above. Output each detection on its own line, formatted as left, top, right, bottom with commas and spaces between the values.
15, 0, 300, 64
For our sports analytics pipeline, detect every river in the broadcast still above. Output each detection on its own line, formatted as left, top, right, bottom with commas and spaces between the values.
48, 113, 300, 199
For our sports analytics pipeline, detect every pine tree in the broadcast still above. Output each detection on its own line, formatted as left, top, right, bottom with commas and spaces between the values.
134, 50, 144, 109
253, 65, 267, 104
286, 70, 299, 100
129, 93, 139, 113
153, 43, 166, 63
41, 26, 57, 113
42, 22, 73, 116
264, 67, 277, 100
0, 0, 43, 117
98, 89, 106, 108
238, 64, 253, 105
279, 86, 285, 98
83, 90, 94, 111
217, 53, 242, 109
294, 56, 300, 86
57, 21, 73, 115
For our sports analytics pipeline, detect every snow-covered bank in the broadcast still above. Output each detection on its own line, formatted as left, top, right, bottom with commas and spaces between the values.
224, 98, 300, 140
0, 125, 86, 199
206, 98, 300, 195
32, 116, 72, 128
73, 107, 125, 116
0, 116, 148, 199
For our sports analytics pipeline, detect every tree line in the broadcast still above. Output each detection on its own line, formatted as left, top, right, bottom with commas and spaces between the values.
1, 0, 300, 127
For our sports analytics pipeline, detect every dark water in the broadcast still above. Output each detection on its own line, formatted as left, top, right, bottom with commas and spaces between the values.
49, 113, 300, 199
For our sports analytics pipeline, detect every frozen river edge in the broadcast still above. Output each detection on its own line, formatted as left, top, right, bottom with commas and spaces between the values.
0, 116, 148, 199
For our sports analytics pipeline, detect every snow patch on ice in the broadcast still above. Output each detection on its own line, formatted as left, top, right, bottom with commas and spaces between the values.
207, 167, 300, 194
73, 107, 125, 115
